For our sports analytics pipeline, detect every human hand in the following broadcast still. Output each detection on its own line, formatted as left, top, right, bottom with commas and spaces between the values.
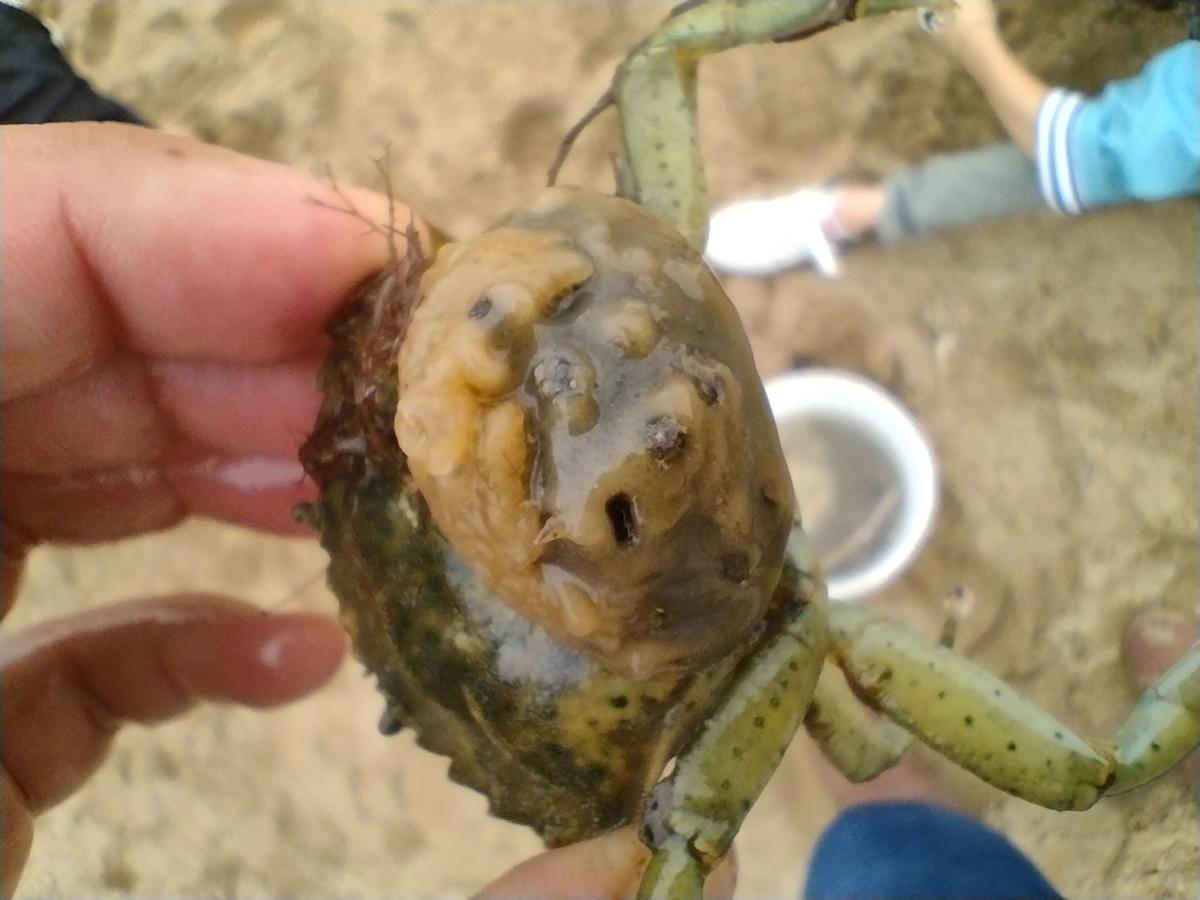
0, 121, 411, 894
0, 122, 730, 899
919, 0, 1001, 61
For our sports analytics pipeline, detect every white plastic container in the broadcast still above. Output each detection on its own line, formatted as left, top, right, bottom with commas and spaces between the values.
765, 368, 939, 602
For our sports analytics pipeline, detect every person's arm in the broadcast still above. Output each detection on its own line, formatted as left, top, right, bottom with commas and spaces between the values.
1047, 41, 1200, 213
929, 2, 1200, 215
925, 0, 1047, 155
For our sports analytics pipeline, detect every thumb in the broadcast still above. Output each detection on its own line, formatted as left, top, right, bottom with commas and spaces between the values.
474, 825, 737, 899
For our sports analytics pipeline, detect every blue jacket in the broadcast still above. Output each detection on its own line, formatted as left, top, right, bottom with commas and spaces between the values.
1036, 40, 1199, 214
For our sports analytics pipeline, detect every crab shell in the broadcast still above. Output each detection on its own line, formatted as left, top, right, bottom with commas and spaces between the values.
300, 187, 805, 844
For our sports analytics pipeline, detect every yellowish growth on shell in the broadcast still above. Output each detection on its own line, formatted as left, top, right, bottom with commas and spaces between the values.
394, 188, 794, 680
395, 228, 611, 647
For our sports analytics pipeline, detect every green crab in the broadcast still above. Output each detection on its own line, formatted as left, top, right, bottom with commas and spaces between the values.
299, 1, 1200, 897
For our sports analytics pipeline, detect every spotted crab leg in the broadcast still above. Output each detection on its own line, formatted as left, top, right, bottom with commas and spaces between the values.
827, 604, 1200, 809
803, 664, 915, 781
548, 0, 936, 249
636, 591, 829, 899
1108, 646, 1200, 795
804, 587, 969, 781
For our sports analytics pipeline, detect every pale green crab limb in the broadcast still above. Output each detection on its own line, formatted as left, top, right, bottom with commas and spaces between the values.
635, 598, 829, 900
612, 38, 706, 250
804, 586, 969, 781
827, 604, 1200, 810
1108, 642, 1200, 795
803, 663, 915, 781
547, 0, 934, 248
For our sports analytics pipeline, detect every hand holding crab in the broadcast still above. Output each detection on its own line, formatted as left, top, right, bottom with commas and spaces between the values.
0, 123, 647, 899
0, 124, 375, 895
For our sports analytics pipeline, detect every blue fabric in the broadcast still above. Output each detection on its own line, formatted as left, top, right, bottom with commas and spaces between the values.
0, 4, 146, 126
804, 801, 1061, 900
1068, 41, 1200, 210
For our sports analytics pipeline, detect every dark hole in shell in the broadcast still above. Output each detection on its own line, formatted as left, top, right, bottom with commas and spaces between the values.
605, 493, 638, 546
720, 552, 751, 584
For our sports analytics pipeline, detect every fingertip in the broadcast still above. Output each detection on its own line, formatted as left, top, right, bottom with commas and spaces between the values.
1122, 608, 1198, 693
704, 844, 737, 900
168, 609, 346, 707
168, 455, 318, 536
0, 598, 347, 817
474, 826, 648, 898
5, 122, 418, 383
475, 827, 736, 899
1, 769, 33, 897
248, 613, 348, 703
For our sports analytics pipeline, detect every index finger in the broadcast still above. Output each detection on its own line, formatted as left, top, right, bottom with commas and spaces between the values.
2, 122, 405, 400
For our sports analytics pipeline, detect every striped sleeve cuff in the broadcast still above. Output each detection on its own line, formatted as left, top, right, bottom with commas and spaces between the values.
1035, 88, 1087, 216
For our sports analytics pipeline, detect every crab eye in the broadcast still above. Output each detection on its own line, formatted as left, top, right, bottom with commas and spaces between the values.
605, 493, 639, 546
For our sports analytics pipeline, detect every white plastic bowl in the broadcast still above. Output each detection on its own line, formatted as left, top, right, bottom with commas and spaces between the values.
765, 368, 939, 602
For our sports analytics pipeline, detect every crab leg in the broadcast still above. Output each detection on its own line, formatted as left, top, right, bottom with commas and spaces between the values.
636, 599, 828, 899
611, 34, 707, 251
1108, 645, 1200, 795
805, 588, 969, 781
827, 604, 1200, 810
613, 0, 858, 248
803, 664, 915, 781
779, 526, 911, 783
550, 0, 934, 248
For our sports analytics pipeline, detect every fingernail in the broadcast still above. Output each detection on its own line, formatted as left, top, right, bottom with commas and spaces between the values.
189, 457, 307, 492
258, 632, 295, 670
